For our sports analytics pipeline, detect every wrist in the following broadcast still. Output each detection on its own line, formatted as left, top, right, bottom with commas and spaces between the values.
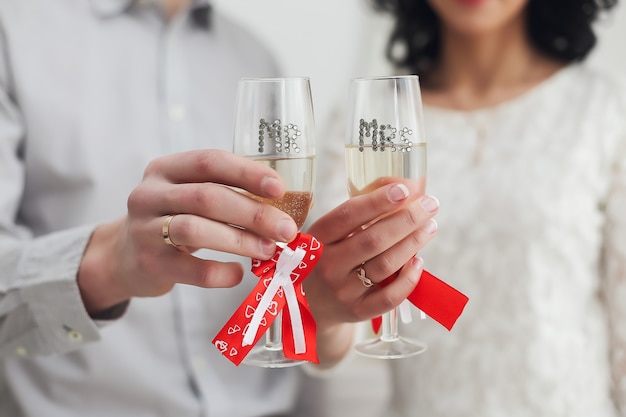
78, 219, 130, 315
314, 321, 355, 368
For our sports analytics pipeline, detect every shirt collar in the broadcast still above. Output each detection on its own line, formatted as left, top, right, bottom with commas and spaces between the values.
89, 0, 133, 18
190, 0, 212, 28
89, 0, 212, 29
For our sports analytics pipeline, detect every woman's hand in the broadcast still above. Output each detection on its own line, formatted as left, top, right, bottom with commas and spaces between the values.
303, 179, 438, 365
77, 149, 298, 315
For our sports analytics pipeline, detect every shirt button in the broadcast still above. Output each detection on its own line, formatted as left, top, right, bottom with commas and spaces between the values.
67, 330, 83, 343
15, 347, 28, 357
169, 105, 186, 121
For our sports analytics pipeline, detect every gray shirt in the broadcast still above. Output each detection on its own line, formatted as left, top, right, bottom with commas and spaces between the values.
0, 0, 306, 415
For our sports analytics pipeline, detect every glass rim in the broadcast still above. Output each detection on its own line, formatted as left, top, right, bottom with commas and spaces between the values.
351, 75, 420, 82
239, 76, 311, 82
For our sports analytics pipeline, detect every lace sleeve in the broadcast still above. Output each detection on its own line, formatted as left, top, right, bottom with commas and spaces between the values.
602, 92, 626, 416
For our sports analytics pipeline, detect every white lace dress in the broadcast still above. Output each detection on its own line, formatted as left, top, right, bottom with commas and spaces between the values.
380, 65, 626, 417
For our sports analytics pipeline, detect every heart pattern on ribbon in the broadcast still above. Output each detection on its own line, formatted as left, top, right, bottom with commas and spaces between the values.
212, 233, 323, 366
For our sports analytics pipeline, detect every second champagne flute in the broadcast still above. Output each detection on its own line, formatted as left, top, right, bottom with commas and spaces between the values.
233, 77, 315, 368
345, 75, 428, 359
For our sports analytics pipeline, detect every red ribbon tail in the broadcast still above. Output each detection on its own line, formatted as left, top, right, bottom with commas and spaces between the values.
212, 278, 284, 366
407, 270, 469, 331
371, 316, 382, 334
369, 269, 468, 333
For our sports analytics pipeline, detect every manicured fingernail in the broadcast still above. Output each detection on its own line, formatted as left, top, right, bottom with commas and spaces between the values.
412, 256, 424, 270
261, 176, 282, 197
387, 183, 410, 202
277, 218, 297, 242
260, 238, 277, 258
423, 218, 438, 234
420, 195, 439, 213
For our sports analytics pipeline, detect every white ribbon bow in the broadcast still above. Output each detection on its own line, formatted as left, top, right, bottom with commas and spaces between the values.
242, 245, 307, 354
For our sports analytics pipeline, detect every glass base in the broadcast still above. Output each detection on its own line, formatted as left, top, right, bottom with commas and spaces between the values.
354, 337, 427, 359
242, 346, 307, 368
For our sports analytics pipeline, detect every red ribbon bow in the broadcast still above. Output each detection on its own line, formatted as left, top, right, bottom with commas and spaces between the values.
212, 233, 323, 366
372, 270, 469, 333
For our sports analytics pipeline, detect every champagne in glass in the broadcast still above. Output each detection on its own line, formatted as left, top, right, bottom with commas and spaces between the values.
346, 75, 428, 359
233, 77, 315, 368
244, 157, 315, 229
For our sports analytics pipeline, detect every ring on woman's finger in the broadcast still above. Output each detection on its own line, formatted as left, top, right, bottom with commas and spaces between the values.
356, 266, 374, 288
162, 215, 184, 251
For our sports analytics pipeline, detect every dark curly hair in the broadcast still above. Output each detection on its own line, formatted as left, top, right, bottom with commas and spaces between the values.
371, 0, 618, 77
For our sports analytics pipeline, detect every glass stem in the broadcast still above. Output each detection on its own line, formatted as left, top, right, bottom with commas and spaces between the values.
264, 312, 283, 350
380, 308, 400, 342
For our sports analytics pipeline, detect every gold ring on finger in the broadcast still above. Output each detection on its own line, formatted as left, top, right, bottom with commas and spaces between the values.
162, 215, 183, 250
357, 266, 374, 288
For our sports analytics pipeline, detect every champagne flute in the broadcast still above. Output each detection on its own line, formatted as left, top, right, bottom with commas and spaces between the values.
233, 77, 315, 368
346, 75, 428, 359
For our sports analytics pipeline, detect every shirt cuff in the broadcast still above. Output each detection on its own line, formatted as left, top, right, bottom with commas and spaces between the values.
17, 225, 105, 354
91, 300, 130, 327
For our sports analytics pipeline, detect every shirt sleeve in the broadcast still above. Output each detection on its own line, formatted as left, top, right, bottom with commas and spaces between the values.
601, 80, 626, 416
0, 26, 104, 359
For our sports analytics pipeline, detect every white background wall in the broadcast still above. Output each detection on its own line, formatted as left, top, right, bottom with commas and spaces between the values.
213, 0, 393, 128
213, 0, 626, 128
